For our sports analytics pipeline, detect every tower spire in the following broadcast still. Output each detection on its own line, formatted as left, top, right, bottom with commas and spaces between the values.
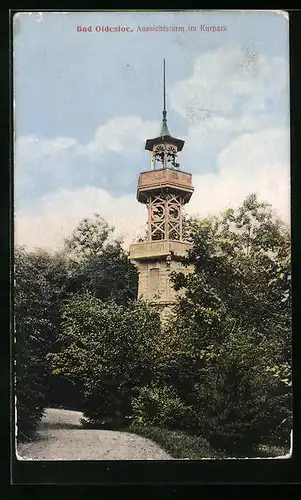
160, 58, 170, 137
145, 58, 185, 155
163, 57, 166, 118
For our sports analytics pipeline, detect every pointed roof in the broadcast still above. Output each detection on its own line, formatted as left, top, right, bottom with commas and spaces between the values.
145, 59, 185, 152
160, 111, 170, 137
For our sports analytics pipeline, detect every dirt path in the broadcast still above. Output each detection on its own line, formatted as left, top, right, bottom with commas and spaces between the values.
17, 408, 174, 461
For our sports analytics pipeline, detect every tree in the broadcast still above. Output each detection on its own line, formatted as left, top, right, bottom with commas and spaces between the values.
173, 194, 291, 359
64, 214, 138, 304
14, 247, 63, 439
48, 292, 161, 428
168, 194, 291, 451
14, 214, 140, 428
129, 195, 291, 452
185, 326, 289, 453
64, 213, 114, 260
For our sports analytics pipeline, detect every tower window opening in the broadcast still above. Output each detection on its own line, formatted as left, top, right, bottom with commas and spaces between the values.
169, 228, 180, 241
152, 205, 165, 220
149, 267, 160, 297
169, 205, 180, 221
151, 228, 165, 241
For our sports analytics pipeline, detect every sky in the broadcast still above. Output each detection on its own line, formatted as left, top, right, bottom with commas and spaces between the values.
14, 10, 290, 251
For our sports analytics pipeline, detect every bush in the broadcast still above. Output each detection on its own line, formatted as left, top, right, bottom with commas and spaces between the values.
130, 385, 191, 429
189, 343, 289, 454
135, 317, 291, 455
48, 293, 161, 428
14, 248, 55, 440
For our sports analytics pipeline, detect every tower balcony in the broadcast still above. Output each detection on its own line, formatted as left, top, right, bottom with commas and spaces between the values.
129, 239, 192, 261
137, 168, 194, 204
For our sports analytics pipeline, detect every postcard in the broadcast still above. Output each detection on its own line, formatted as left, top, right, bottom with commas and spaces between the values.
13, 9, 291, 469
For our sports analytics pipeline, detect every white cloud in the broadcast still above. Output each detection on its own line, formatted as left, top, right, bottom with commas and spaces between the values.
87, 116, 159, 154
186, 127, 290, 224
14, 115, 160, 207
15, 46, 290, 251
15, 127, 290, 252
15, 186, 147, 252
15, 116, 159, 163
170, 46, 289, 153
219, 127, 289, 176
171, 46, 287, 123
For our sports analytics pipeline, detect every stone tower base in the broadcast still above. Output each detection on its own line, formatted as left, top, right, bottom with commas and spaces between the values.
129, 240, 193, 323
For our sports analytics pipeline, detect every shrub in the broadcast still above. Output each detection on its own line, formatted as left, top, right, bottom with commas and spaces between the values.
165, 324, 291, 455
48, 293, 161, 428
130, 385, 191, 429
140, 314, 291, 454
14, 248, 55, 440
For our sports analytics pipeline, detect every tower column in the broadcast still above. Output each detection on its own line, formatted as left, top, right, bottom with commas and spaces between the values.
164, 197, 169, 240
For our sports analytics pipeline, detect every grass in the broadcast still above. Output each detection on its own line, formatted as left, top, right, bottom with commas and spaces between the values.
254, 444, 290, 458
127, 425, 227, 459
126, 425, 291, 460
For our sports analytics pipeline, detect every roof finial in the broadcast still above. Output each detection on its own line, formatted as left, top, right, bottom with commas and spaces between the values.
160, 58, 170, 136
163, 58, 166, 119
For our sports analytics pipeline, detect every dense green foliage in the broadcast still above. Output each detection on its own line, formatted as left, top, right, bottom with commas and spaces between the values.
15, 197, 292, 454
14, 248, 66, 439
48, 294, 160, 428
64, 214, 138, 303
127, 426, 288, 459
130, 195, 292, 453
14, 215, 138, 437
